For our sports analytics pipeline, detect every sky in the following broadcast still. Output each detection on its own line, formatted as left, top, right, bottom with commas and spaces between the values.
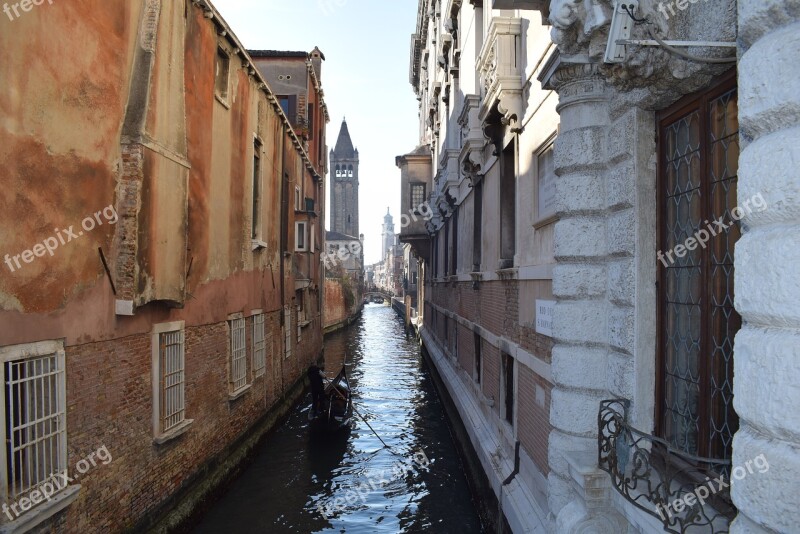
212, 0, 421, 264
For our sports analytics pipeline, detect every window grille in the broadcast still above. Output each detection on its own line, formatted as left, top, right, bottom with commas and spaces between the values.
230, 318, 247, 392
284, 306, 292, 359
253, 314, 266, 378
159, 330, 185, 432
411, 184, 426, 209
4, 353, 67, 502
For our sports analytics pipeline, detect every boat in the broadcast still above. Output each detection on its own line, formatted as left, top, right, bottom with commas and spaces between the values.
308, 366, 353, 431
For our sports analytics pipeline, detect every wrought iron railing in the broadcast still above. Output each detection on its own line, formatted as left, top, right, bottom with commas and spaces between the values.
598, 400, 736, 534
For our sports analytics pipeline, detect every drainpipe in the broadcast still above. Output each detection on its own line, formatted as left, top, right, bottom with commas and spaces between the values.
279, 134, 288, 397
497, 440, 520, 534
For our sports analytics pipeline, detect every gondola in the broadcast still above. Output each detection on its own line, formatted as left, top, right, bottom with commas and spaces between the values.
308, 366, 353, 431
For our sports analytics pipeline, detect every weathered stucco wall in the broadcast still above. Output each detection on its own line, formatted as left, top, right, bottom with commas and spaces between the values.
0, 0, 326, 531
324, 279, 347, 330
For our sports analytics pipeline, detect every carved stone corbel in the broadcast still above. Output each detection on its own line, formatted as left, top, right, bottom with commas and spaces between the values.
477, 17, 525, 132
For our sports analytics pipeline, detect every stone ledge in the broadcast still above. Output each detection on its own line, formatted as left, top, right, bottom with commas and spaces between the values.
0, 485, 81, 534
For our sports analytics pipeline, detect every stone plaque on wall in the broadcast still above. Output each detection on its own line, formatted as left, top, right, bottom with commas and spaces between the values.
535, 299, 555, 337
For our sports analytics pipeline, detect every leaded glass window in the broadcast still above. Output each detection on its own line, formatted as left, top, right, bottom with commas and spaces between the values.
656, 71, 740, 466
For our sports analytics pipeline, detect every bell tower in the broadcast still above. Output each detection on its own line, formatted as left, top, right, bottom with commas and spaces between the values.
329, 119, 359, 237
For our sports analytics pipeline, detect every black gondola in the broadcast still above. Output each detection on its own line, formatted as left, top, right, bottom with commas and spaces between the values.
308, 367, 353, 431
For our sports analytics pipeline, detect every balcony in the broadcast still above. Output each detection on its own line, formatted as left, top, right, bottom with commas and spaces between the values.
477, 17, 524, 131
598, 400, 735, 533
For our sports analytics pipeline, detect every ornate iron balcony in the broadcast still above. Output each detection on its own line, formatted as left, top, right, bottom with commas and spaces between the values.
598, 400, 736, 534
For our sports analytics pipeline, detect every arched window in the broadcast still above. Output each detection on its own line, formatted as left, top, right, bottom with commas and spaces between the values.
335, 165, 340, 177
348, 165, 354, 177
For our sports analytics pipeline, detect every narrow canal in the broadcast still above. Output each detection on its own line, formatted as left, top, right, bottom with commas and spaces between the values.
192, 303, 484, 533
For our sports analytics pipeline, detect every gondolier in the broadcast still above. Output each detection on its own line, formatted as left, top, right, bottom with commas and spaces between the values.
308, 365, 353, 431
307, 364, 326, 413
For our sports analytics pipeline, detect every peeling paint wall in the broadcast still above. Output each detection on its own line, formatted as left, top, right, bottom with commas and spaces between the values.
0, 0, 326, 530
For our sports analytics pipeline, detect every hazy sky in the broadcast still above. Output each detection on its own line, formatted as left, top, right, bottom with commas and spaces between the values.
212, 0, 420, 264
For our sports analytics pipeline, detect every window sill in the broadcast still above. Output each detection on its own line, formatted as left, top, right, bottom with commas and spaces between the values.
251, 239, 268, 251
0, 485, 81, 534
228, 384, 252, 401
299, 320, 311, 328
153, 419, 194, 445
215, 93, 231, 109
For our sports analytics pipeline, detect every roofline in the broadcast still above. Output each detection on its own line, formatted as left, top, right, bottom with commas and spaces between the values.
248, 50, 309, 58
196, 0, 323, 179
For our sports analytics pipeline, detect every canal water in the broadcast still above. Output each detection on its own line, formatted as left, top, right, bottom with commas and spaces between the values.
193, 303, 484, 534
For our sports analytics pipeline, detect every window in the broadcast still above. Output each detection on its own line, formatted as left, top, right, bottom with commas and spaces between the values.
536, 139, 556, 222
474, 333, 482, 383
307, 103, 314, 139
215, 47, 230, 101
284, 305, 292, 359
295, 221, 308, 251
443, 219, 450, 276
277, 95, 297, 124
229, 316, 248, 394
296, 290, 307, 324
502, 352, 515, 425
252, 139, 262, 240
411, 184, 426, 211
656, 70, 739, 464
499, 140, 516, 268
1, 341, 67, 507
295, 186, 302, 211
451, 207, 459, 276
473, 181, 482, 272
252, 313, 266, 378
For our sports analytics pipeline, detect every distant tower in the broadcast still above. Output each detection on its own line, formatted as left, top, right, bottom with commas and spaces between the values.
329, 119, 359, 236
381, 208, 395, 259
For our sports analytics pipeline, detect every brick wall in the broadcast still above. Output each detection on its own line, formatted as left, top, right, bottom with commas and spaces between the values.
58, 310, 314, 532
520, 325, 554, 363
482, 342, 500, 416
517, 365, 552, 475
457, 322, 474, 376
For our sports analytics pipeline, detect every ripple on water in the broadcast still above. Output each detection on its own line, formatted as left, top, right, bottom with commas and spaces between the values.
193, 304, 483, 534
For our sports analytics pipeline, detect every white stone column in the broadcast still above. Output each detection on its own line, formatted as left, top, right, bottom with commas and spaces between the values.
732, 1, 800, 532
547, 62, 626, 532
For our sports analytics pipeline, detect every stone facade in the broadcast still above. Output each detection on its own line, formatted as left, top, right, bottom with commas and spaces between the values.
0, 1, 327, 531
405, 0, 800, 532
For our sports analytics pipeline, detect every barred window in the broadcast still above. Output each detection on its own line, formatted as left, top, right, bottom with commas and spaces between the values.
411, 183, 426, 209
253, 314, 266, 378
3, 348, 67, 504
229, 317, 248, 393
159, 330, 185, 433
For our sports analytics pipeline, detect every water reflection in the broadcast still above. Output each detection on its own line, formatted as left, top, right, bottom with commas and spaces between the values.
193, 304, 483, 533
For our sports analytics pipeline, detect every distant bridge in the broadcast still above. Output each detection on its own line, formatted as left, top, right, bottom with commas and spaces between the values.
363, 290, 393, 301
